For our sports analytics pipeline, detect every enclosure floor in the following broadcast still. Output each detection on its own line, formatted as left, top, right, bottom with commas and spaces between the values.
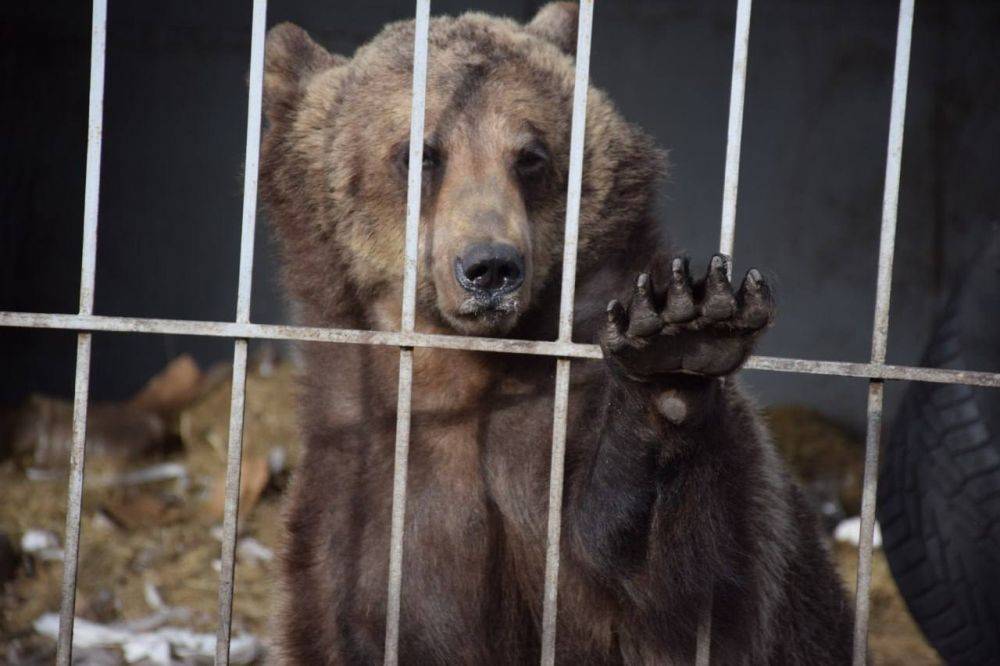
0, 362, 939, 664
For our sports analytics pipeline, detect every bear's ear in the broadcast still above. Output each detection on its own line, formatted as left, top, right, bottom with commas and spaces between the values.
526, 2, 579, 56
264, 22, 345, 123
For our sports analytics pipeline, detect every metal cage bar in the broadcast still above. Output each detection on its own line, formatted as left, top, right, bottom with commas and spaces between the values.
539, 3, 595, 664
698, 0, 754, 662
853, 1, 915, 663
383, 2, 431, 664
694, 0, 752, 666
3, 311, 1000, 388
9, 0, 1000, 663
55, 0, 106, 663
717, 0, 752, 266
214, 0, 268, 663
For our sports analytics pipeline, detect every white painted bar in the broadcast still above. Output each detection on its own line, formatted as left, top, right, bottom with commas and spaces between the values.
214, 1, 268, 661
540, 2, 595, 664
384, 1, 431, 664
718, 0, 753, 266
56, 0, 107, 662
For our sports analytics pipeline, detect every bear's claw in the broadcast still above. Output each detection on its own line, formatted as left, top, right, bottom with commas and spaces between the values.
602, 254, 774, 378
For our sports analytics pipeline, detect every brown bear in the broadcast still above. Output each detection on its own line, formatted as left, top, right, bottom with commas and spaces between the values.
260, 3, 854, 664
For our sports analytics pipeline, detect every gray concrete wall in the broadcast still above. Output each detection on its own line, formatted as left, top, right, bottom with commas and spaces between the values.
2, 0, 999, 433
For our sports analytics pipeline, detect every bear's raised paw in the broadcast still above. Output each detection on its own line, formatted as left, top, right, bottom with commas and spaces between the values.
602, 254, 773, 379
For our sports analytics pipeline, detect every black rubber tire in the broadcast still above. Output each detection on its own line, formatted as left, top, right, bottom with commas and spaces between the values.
878, 238, 1000, 665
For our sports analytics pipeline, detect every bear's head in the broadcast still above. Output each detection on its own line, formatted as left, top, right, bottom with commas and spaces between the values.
261, 2, 663, 338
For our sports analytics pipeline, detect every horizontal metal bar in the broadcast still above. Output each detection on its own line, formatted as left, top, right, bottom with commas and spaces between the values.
741, 355, 1000, 387
0, 311, 602, 359
3, 311, 999, 388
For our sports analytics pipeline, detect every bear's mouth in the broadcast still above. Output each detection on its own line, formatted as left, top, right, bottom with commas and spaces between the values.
450, 257, 522, 331
457, 294, 519, 318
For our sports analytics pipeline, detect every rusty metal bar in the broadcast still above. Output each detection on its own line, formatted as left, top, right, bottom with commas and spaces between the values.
384, 2, 430, 664
540, 3, 594, 665
214, 1, 267, 663
4, 311, 1000, 388
55, 0, 106, 662
853, 1, 914, 664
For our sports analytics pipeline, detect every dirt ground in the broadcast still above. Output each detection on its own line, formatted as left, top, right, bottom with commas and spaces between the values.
0, 358, 940, 664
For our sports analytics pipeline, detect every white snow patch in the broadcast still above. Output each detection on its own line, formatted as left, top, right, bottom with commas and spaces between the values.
21, 529, 64, 561
834, 517, 883, 549
33, 613, 260, 665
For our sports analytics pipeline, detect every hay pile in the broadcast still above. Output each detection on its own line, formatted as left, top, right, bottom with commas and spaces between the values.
1, 354, 298, 663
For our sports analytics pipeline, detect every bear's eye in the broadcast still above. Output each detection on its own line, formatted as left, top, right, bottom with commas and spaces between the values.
420, 146, 440, 171
397, 144, 441, 175
515, 145, 549, 176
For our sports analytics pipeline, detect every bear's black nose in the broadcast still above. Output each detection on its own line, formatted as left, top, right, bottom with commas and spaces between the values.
455, 243, 525, 297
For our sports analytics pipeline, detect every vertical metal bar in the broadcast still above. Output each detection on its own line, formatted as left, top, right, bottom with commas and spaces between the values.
854, 380, 884, 664
695, 3, 753, 662
541, 357, 572, 666
718, 0, 752, 264
384, 348, 415, 665
384, 2, 430, 664
56, 0, 106, 663
56, 335, 93, 666
399, 0, 430, 336
553, 3, 594, 345
234, 1, 267, 325
215, 0, 267, 663
695, 603, 713, 666
853, 1, 914, 664
540, 3, 594, 665
215, 340, 249, 665
869, 0, 914, 369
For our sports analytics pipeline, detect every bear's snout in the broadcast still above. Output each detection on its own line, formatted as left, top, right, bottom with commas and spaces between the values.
454, 242, 525, 300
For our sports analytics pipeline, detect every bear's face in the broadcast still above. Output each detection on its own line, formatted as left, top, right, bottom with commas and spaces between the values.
336, 49, 571, 336
261, 3, 663, 336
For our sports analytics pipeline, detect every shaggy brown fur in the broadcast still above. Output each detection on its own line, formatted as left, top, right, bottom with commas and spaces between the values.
260, 3, 854, 664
